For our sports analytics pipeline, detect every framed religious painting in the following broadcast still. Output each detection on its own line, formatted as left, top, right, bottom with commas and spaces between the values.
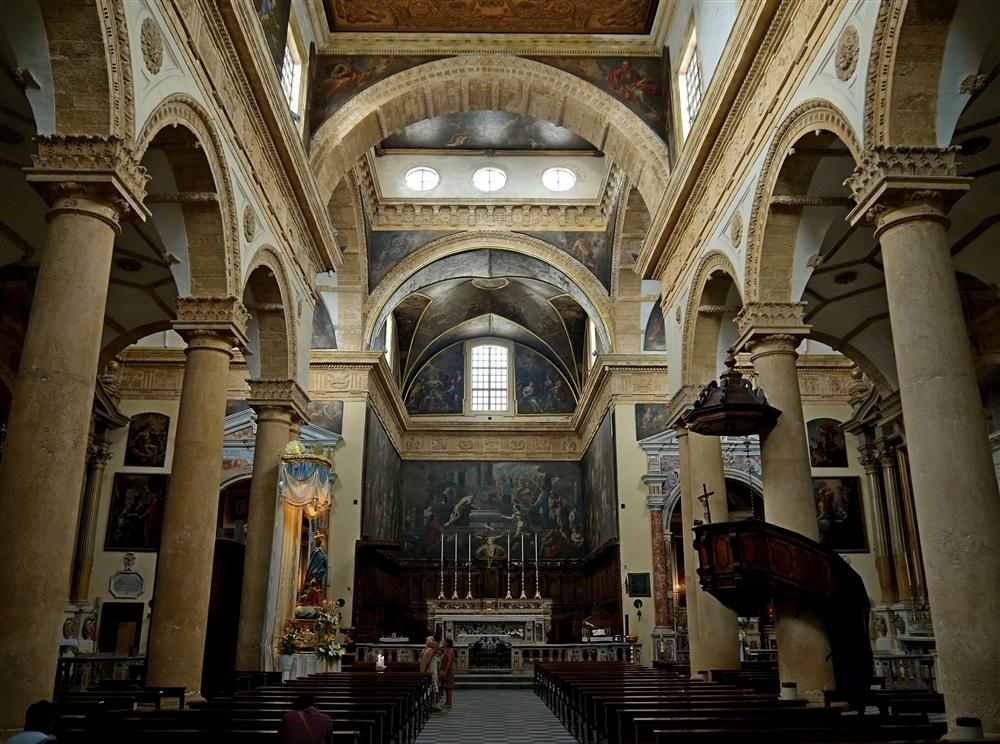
123, 412, 170, 467
104, 473, 169, 552
812, 476, 867, 552
807, 417, 847, 468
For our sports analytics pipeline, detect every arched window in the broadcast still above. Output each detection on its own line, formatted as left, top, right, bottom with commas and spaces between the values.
469, 342, 509, 412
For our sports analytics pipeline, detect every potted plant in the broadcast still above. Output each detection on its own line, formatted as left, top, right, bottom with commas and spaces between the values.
277, 624, 298, 674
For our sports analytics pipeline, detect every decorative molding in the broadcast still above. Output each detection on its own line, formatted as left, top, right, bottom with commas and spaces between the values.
99, 0, 136, 140
140, 17, 164, 75
729, 210, 743, 249
734, 301, 809, 352
246, 378, 310, 422
174, 295, 250, 347
863, 0, 905, 146
680, 250, 740, 385
834, 25, 859, 82
26, 134, 150, 218
844, 146, 971, 226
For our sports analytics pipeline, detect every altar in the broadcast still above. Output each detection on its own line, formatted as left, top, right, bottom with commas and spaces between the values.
426, 597, 552, 645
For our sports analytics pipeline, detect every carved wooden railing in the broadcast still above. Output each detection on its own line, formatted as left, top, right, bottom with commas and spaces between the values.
693, 519, 872, 701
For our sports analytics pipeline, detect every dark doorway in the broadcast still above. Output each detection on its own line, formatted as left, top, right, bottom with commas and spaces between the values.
201, 480, 248, 691
97, 602, 145, 655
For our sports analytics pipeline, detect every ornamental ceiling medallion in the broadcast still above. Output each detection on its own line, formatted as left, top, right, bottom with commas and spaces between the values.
324, 0, 658, 35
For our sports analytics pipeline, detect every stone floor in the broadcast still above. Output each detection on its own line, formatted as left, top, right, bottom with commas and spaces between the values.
414, 688, 576, 743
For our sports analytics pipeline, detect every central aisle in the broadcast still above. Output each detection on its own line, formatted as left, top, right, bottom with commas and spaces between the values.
414, 688, 577, 744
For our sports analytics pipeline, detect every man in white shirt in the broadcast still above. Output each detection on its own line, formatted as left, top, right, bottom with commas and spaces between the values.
4, 700, 57, 743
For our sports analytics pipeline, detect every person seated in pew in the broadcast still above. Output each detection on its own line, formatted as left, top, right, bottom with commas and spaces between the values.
280, 694, 333, 744
4, 701, 57, 743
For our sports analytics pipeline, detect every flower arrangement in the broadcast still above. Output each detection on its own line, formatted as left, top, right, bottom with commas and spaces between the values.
277, 623, 299, 656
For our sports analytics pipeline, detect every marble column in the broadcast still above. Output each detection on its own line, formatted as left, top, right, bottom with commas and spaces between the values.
874, 440, 912, 602
145, 298, 248, 696
0, 137, 147, 729
735, 309, 835, 697
686, 432, 741, 671
235, 380, 308, 671
858, 445, 896, 603
69, 439, 114, 602
674, 425, 706, 676
646, 494, 673, 630
848, 148, 1000, 732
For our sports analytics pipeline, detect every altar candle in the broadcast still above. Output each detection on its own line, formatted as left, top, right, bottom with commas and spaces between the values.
521, 533, 525, 562
507, 532, 510, 561
440, 533, 444, 563
454, 533, 458, 564
468, 534, 471, 562
534, 533, 538, 562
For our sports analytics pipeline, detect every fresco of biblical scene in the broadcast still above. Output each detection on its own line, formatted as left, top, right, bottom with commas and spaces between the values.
813, 477, 866, 551
549, 294, 588, 375
405, 343, 464, 415
369, 230, 456, 291
514, 345, 575, 414
531, 56, 667, 141
310, 56, 442, 137
381, 111, 597, 151
311, 301, 338, 349
644, 299, 666, 351
808, 418, 848, 468
399, 460, 585, 561
255, 0, 291, 72
362, 408, 402, 541
307, 400, 344, 435
635, 404, 670, 441
523, 225, 614, 290
582, 411, 618, 553
104, 473, 169, 551
124, 412, 170, 467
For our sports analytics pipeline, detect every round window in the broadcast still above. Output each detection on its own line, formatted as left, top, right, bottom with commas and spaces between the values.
472, 166, 507, 193
404, 166, 440, 192
542, 166, 577, 192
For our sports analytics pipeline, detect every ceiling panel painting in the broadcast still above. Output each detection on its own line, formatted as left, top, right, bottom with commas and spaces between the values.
381, 111, 597, 152
522, 200, 617, 290
324, 0, 658, 35
369, 230, 457, 291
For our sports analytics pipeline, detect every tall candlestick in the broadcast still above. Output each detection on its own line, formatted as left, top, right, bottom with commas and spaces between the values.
534, 532, 541, 599
466, 534, 473, 599
505, 532, 512, 599
519, 533, 527, 599
452, 533, 459, 598
438, 533, 445, 598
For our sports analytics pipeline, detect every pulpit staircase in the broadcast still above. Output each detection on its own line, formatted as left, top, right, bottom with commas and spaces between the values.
693, 519, 873, 705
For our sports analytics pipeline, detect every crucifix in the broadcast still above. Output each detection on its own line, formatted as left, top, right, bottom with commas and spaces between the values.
698, 483, 713, 523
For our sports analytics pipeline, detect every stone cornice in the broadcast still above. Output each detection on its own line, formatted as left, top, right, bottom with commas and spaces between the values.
26, 135, 150, 220
159, 0, 341, 283
844, 146, 971, 227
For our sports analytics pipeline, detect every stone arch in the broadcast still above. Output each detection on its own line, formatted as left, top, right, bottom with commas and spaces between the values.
681, 251, 743, 386
36, 0, 134, 139
744, 100, 862, 303
309, 55, 670, 214
364, 231, 614, 353
243, 245, 297, 380
136, 94, 240, 296
863, 0, 959, 147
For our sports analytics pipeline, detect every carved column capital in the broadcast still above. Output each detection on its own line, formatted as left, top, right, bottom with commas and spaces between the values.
246, 378, 310, 423
857, 445, 881, 475
26, 134, 150, 224
845, 146, 971, 231
173, 296, 250, 351
735, 302, 810, 357
86, 444, 114, 470
873, 439, 897, 468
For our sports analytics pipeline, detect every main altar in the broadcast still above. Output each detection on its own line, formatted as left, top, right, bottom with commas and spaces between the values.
426, 597, 552, 644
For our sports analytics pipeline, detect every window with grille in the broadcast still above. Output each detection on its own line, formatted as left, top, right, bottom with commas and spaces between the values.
678, 28, 703, 138
281, 43, 302, 116
469, 343, 509, 412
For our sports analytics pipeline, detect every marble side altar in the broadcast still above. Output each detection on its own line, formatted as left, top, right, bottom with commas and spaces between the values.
426, 597, 552, 644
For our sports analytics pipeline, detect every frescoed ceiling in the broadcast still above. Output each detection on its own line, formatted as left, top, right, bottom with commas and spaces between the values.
380, 111, 598, 152
323, 0, 659, 35
393, 274, 588, 397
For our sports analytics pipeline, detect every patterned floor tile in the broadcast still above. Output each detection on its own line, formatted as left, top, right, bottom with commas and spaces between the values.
415, 688, 576, 743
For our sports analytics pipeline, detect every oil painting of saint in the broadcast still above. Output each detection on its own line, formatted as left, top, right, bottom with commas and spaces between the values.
104, 474, 169, 552
813, 477, 866, 551
124, 413, 170, 468
808, 418, 848, 468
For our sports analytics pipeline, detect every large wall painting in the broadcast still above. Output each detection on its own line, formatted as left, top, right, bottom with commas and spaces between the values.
643, 299, 666, 351
522, 227, 614, 290
807, 418, 848, 468
813, 477, 867, 552
255, 0, 292, 73
368, 230, 456, 291
104, 473, 170, 551
124, 413, 170, 468
514, 345, 575, 414
311, 302, 338, 349
582, 411, 618, 553
310, 55, 443, 138
405, 343, 465, 415
531, 56, 668, 141
399, 460, 585, 560
307, 400, 344, 435
635, 404, 670, 441
362, 408, 402, 541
